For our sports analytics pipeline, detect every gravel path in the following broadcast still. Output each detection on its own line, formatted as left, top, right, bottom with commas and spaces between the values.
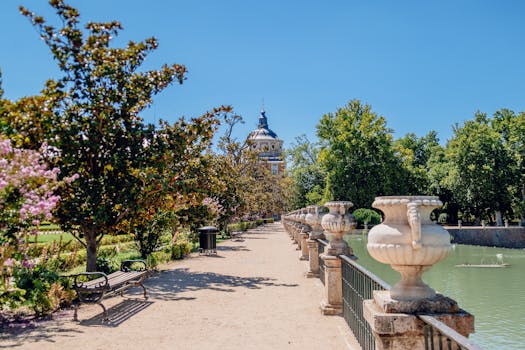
1, 223, 360, 350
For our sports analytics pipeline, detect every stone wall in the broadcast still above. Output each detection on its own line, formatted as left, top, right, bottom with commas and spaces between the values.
445, 226, 525, 248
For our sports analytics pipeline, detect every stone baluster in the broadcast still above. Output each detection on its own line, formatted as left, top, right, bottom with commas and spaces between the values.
289, 211, 298, 239
305, 205, 325, 278
291, 211, 299, 242
319, 201, 356, 315
299, 208, 311, 260
282, 214, 291, 236
294, 208, 305, 249
364, 196, 474, 350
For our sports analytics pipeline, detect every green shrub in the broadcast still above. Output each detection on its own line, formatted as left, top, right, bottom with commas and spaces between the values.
166, 241, 192, 260
181, 242, 192, 255
352, 208, 381, 228
170, 244, 182, 259
96, 257, 116, 274
146, 251, 171, 268
10, 264, 64, 316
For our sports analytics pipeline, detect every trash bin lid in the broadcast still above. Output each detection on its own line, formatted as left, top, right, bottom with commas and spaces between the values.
198, 226, 218, 233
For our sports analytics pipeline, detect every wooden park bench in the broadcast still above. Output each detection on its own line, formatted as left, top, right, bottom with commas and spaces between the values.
72, 259, 150, 321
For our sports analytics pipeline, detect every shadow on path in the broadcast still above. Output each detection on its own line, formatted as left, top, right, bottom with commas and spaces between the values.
0, 317, 83, 348
79, 299, 154, 327
217, 245, 250, 252
142, 268, 299, 301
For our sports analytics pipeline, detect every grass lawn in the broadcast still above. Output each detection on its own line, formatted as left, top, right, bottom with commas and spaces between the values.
28, 232, 75, 244
64, 250, 143, 275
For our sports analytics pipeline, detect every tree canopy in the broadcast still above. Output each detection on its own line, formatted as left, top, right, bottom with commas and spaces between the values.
18, 0, 220, 270
316, 100, 403, 208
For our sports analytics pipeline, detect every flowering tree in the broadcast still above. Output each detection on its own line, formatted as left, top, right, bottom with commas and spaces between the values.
0, 137, 68, 287
19, 0, 190, 271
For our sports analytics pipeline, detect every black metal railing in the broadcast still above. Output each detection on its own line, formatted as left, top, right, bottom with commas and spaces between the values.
317, 239, 328, 285
420, 315, 484, 350
340, 255, 390, 350
339, 255, 483, 350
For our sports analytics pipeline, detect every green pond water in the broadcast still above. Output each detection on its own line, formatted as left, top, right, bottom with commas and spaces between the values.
342, 234, 525, 350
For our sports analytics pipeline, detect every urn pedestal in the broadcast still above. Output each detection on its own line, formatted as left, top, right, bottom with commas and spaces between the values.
305, 205, 324, 277
364, 291, 475, 350
319, 255, 343, 314
319, 201, 356, 314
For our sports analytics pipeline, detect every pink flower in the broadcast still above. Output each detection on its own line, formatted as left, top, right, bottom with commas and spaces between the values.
22, 259, 34, 269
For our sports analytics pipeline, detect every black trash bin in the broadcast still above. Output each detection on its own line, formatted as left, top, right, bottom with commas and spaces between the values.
198, 226, 218, 255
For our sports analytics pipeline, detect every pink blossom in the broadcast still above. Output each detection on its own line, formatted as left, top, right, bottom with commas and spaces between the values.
22, 259, 34, 269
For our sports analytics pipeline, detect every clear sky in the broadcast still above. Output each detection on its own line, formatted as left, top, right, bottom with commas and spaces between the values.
1, 0, 524, 148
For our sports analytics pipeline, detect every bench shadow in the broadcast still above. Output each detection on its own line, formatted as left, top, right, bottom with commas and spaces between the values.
79, 299, 154, 327
141, 268, 299, 301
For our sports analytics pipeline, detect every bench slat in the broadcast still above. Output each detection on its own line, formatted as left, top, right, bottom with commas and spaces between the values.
80, 270, 147, 289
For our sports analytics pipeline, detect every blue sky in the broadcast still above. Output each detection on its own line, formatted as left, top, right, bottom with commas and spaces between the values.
1, 0, 524, 148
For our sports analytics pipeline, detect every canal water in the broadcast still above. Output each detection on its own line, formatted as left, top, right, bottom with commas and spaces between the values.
344, 234, 525, 350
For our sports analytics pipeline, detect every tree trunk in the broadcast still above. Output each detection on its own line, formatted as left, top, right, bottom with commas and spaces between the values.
85, 228, 99, 272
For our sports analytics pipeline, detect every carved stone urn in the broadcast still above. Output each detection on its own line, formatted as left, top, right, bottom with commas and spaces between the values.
367, 196, 451, 301
321, 201, 356, 256
305, 205, 325, 240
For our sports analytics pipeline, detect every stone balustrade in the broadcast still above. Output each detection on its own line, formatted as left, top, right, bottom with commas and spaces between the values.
283, 196, 477, 350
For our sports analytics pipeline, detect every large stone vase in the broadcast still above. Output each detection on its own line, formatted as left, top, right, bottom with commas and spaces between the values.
321, 201, 356, 256
367, 196, 451, 301
305, 205, 325, 240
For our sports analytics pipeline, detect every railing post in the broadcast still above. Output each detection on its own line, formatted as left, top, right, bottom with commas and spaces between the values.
319, 201, 355, 315
305, 205, 325, 277
363, 291, 475, 350
320, 255, 342, 314
305, 239, 319, 277
364, 196, 475, 350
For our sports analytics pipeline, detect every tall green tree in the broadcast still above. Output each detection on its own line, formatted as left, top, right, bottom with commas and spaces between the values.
394, 131, 440, 195
445, 112, 516, 224
20, 0, 188, 270
286, 135, 325, 208
316, 100, 403, 208
492, 109, 525, 224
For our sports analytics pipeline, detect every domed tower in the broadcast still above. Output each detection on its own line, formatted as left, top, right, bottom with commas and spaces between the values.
247, 109, 284, 175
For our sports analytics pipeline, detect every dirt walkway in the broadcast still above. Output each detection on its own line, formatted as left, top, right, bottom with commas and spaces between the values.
1, 223, 360, 350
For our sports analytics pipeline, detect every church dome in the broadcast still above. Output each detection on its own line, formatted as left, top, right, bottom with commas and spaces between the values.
247, 110, 283, 160
248, 110, 279, 140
